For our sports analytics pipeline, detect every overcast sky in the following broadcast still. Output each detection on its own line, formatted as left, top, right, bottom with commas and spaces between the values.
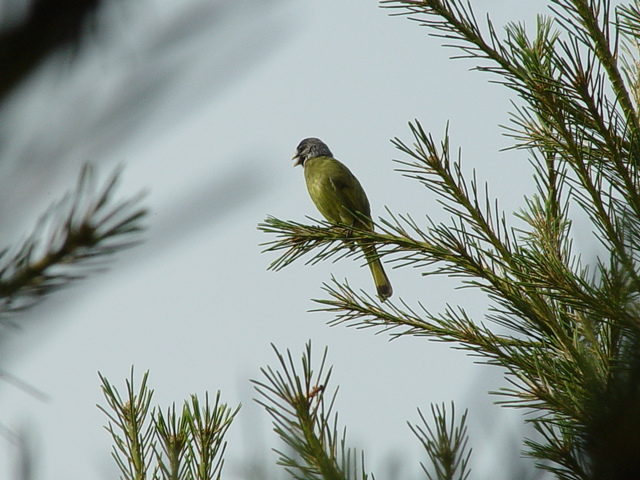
0, 1, 558, 479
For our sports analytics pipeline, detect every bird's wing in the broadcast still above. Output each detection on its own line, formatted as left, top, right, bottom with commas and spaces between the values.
327, 162, 372, 228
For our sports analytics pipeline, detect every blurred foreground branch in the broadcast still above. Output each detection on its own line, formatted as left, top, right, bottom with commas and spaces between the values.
0, 0, 106, 102
0, 164, 146, 322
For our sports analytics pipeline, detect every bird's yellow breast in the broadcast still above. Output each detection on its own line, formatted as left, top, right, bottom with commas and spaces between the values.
303, 156, 371, 228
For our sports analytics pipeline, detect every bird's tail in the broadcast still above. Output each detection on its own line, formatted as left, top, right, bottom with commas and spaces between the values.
361, 243, 393, 300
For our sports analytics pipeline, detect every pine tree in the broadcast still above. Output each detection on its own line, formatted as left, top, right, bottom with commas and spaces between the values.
258, 1, 640, 478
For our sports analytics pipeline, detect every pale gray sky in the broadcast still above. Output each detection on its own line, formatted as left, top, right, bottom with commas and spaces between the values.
0, 1, 554, 479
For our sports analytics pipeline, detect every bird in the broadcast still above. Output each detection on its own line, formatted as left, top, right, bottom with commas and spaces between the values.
292, 137, 393, 300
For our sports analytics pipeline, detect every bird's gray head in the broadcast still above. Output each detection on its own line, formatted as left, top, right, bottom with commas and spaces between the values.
292, 137, 333, 167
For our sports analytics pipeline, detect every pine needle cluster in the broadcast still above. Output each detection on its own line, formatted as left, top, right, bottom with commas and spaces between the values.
0, 165, 146, 323
253, 342, 369, 480
98, 369, 240, 480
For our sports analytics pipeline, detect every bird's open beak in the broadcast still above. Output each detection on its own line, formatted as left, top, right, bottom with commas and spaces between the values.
292, 153, 301, 167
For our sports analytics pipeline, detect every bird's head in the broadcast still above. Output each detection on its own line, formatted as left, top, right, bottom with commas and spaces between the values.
292, 137, 333, 167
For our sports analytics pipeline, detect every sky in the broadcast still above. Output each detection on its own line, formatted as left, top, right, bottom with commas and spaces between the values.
0, 1, 557, 479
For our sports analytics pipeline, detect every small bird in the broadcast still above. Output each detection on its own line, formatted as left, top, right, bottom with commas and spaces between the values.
292, 137, 393, 300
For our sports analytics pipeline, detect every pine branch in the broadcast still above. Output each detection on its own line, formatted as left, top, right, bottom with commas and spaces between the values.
392, 122, 516, 269
525, 420, 588, 480
98, 368, 156, 480
258, 216, 372, 271
315, 278, 609, 478
154, 404, 190, 480
316, 279, 598, 425
253, 342, 368, 480
98, 370, 239, 480
0, 164, 146, 320
183, 392, 239, 480
409, 403, 472, 480
549, 0, 639, 129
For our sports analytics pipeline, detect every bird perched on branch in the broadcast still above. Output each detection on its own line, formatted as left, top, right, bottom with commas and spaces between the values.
292, 137, 392, 300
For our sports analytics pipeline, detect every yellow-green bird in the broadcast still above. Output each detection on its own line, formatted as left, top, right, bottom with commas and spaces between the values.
293, 137, 393, 300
